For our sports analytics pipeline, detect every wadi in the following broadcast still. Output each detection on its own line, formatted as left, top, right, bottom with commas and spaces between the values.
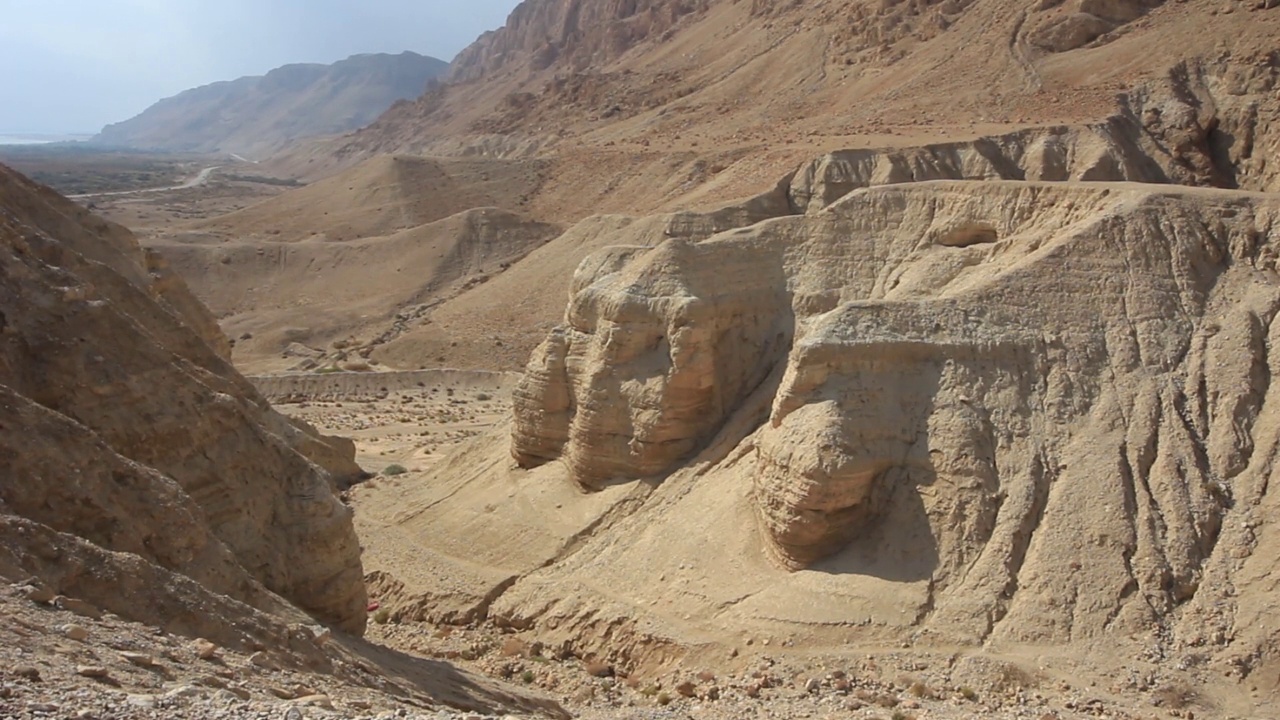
2, 1, 1280, 719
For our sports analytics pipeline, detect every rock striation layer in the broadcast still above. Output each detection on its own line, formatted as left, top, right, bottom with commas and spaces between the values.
0, 163, 367, 634
502, 176, 1280, 687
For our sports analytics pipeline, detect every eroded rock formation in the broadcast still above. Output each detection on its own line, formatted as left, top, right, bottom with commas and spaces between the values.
0, 164, 367, 634
507, 174, 1280, 677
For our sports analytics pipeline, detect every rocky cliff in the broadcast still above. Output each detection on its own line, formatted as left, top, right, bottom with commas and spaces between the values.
504, 176, 1280, 683
451, 0, 711, 82
0, 162, 367, 633
94, 52, 448, 155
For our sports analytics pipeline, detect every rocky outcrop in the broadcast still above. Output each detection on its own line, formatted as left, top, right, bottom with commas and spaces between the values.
1027, 0, 1165, 53
789, 63, 1280, 213
511, 207, 796, 488
787, 123, 1166, 213
502, 176, 1280, 683
451, 0, 711, 82
0, 163, 367, 633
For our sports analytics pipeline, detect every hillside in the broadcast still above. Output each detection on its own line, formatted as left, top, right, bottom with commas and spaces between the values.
93, 52, 448, 156
99, 1, 1280, 715
277, 0, 1279, 189
0, 162, 563, 717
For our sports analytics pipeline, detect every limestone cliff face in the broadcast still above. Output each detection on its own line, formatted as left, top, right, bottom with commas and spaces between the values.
512, 211, 795, 488
507, 175, 1280, 674
0, 164, 367, 634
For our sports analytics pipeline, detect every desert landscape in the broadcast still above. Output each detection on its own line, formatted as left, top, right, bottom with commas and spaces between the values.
4, 0, 1280, 718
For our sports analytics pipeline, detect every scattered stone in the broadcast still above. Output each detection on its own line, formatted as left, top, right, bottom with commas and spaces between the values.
294, 694, 334, 710
164, 684, 202, 699
121, 651, 156, 667
284, 707, 304, 720
675, 680, 697, 698
250, 651, 275, 668
14, 665, 41, 681
270, 686, 298, 699
54, 596, 102, 620
125, 694, 157, 708
19, 584, 56, 604
193, 637, 219, 660
61, 624, 88, 641
313, 626, 332, 646
214, 689, 245, 705
26, 701, 59, 713
76, 665, 109, 679
805, 677, 821, 694
196, 674, 228, 689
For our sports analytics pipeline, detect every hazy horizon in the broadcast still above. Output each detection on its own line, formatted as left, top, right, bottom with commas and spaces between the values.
0, 0, 522, 135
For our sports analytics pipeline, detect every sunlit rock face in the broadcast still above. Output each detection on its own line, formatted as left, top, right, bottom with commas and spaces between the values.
513, 238, 793, 489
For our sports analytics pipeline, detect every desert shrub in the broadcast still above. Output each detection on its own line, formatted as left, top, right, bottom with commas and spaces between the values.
656, 692, 673, 706
372, 609, 391, 624
521, 670, 535, 684
959, 686, 978, 701
383, 464, 408, 476
908, 680, 934, 699
994, 663, 1040, 694
1154, 683, 1198, 709
476, 393, 492, 402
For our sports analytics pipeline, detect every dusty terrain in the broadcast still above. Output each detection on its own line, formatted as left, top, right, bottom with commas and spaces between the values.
271, 371, 1258, 720
13, 0, 1280, 718
0, 145, 207, 196
0, 161, 564, 718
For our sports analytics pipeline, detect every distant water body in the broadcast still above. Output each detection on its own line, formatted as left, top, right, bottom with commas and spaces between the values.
0, 133, 93, 145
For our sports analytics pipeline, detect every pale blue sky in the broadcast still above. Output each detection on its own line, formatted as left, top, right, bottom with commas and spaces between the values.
0, 0, 522, 133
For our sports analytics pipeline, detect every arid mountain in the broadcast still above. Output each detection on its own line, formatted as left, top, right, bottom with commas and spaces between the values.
0, 160, 367, 631
279, 0, 1278, 186
90, 1, 1280, 714
0, 162, 566, 718
94, 52, 448, 156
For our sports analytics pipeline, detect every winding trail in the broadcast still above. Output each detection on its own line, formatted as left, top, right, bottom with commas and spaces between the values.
69, 165, 221, 199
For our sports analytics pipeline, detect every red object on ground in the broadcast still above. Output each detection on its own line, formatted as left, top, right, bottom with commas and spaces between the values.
366, 601, 380, 612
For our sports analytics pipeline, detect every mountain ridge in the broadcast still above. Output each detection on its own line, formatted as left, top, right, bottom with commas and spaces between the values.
94, 51, 448, 155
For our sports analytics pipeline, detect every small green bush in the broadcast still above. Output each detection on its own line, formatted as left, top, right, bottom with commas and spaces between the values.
521, 670, 535, 684
656, 692, 672, 706
383, 464, 408, 476
372, 609, 391, 624
959, 686, 978, 701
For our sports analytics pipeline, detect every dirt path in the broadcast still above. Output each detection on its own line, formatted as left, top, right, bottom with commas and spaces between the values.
69, 165, 221, 199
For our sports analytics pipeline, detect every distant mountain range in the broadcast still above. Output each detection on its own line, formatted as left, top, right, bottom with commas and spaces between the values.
93, 51, 448, 155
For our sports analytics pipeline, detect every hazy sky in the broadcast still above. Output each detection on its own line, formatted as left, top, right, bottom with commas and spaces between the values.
0, 0, 522, 134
